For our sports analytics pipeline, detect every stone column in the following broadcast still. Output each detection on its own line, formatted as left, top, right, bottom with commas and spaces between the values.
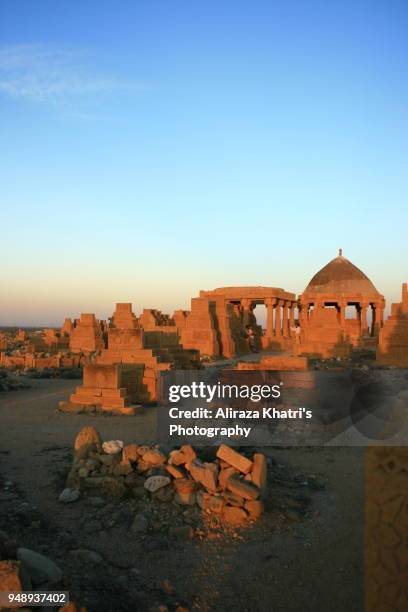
282, 302, 288, 337
371, 305, 376, 337
360, 303, 368, 336
275, 301, 282, 336
265, 298, 275, 342
339, 300, 346, 330
241, 299, 252, 327
289, 302, 295, 336
378, 306, 384, 329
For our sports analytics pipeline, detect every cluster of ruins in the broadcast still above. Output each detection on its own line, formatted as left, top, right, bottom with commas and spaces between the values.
2, 250, 408, 410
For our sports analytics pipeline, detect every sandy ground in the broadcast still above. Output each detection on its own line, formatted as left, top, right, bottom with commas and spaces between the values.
0, 380, 364, 612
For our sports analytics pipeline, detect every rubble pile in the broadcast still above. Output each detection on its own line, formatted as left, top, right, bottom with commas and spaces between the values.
63, 427, 267, 527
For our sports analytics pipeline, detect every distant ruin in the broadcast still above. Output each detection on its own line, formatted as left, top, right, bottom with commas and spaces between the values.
2, 251, 408, 411
298, 250, 385, 358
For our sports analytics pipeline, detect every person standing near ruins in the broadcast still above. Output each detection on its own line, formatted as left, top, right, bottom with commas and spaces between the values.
291, 322, 302, 354
245, 325, 257, 353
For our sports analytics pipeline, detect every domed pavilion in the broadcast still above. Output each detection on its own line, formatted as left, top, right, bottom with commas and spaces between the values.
298, 250, 385, 355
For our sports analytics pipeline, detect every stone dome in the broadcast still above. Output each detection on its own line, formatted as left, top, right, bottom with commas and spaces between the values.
303, 250, 381, 296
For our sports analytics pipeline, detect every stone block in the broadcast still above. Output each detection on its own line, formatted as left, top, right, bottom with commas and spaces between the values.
165, 464, 186, 479
142, 448, 166, 465
222, 505, 248, 526
226, 476, 260, 500
244, 499, 264, 519
251, 453, 267, 489
196, 491, 224, 513
169, 445, 197, 466
84, 364, 120, 390
216, 444, 253, 474
218, 466, 238, 489
186, 459, 218, 492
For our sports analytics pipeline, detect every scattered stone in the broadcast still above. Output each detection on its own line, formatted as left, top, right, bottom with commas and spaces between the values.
122, 444, 140, 463
244, 499, 264, 519
222, 505, 248, 526
168, 445, 196, 466
218, 466, 238, 489
102, 440, 124, 454
142, 448, 166, 465
226, 476, 260, 500
173, 479, 197, 506
144, 475, 171, 493
74, 427, 102, 459
251, 453, 267, 489
17, 548, 62, 585
186, 459, 218, 492
197, 491, 224, 514
165, 464, 186, 479
223, 491, 245, 507
59, 488, 80, 504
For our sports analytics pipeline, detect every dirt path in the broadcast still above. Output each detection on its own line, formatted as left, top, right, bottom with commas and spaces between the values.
0, 381, 364, 611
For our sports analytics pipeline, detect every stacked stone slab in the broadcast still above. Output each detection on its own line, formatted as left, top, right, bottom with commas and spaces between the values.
67, 363, 143, 414
377, 283, 408, 366
92, 303, 200, 402
175, 297, 220, 357
67, 429, 267, 526
69, 314, 106, 353
111, 302, 140, 330
299, 308, 352, 358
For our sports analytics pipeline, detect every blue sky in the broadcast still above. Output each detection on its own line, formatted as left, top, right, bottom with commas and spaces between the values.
1, 1, 407, 325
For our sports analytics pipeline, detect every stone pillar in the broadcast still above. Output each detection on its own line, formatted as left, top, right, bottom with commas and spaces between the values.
378, 306, 384, 329
371, 305, 376, 337
289, 303, 295, 336
241, 299, 252, 327
360, 303, 368, 336
339, 300, 346, 330
275, 301, 282, 336
265, 298, 274, 341
282, 302, 288, 337
372, 303, 384, 336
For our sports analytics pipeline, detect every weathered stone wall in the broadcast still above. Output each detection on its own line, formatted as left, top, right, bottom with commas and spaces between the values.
377, 283, 408, 366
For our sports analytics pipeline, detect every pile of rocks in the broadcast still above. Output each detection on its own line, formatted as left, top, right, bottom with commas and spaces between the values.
63, 427, 267, 527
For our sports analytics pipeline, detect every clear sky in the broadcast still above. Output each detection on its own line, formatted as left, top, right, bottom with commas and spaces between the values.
1, 1, 407, 325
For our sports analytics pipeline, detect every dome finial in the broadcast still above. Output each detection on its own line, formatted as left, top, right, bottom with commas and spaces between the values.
339, 248, 343, 257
